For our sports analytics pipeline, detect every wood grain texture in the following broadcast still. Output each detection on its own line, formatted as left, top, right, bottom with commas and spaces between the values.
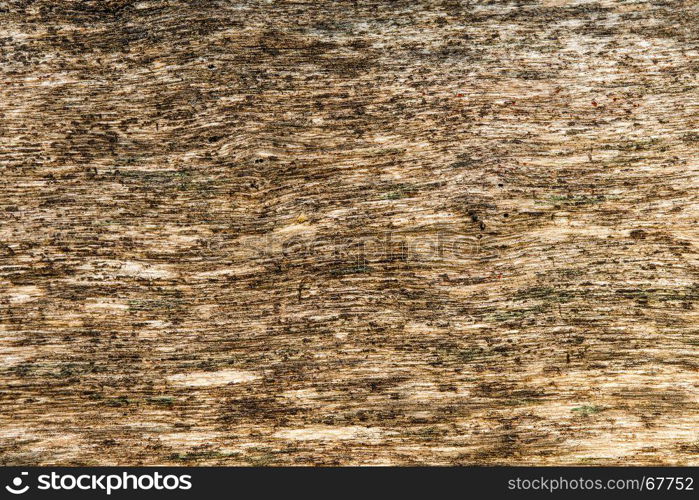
1, 0, 698, 465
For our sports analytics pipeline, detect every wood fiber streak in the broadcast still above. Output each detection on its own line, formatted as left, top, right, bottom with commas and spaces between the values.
0, 0, 698, 465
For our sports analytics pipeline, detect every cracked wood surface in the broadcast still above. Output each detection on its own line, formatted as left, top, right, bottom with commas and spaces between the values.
0, 0, 698, 465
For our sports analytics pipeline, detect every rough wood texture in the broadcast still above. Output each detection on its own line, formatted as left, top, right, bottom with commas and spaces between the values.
1, 0, 698, 465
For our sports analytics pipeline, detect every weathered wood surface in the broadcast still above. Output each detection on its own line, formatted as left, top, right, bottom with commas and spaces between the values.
1, 0, 698, 465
